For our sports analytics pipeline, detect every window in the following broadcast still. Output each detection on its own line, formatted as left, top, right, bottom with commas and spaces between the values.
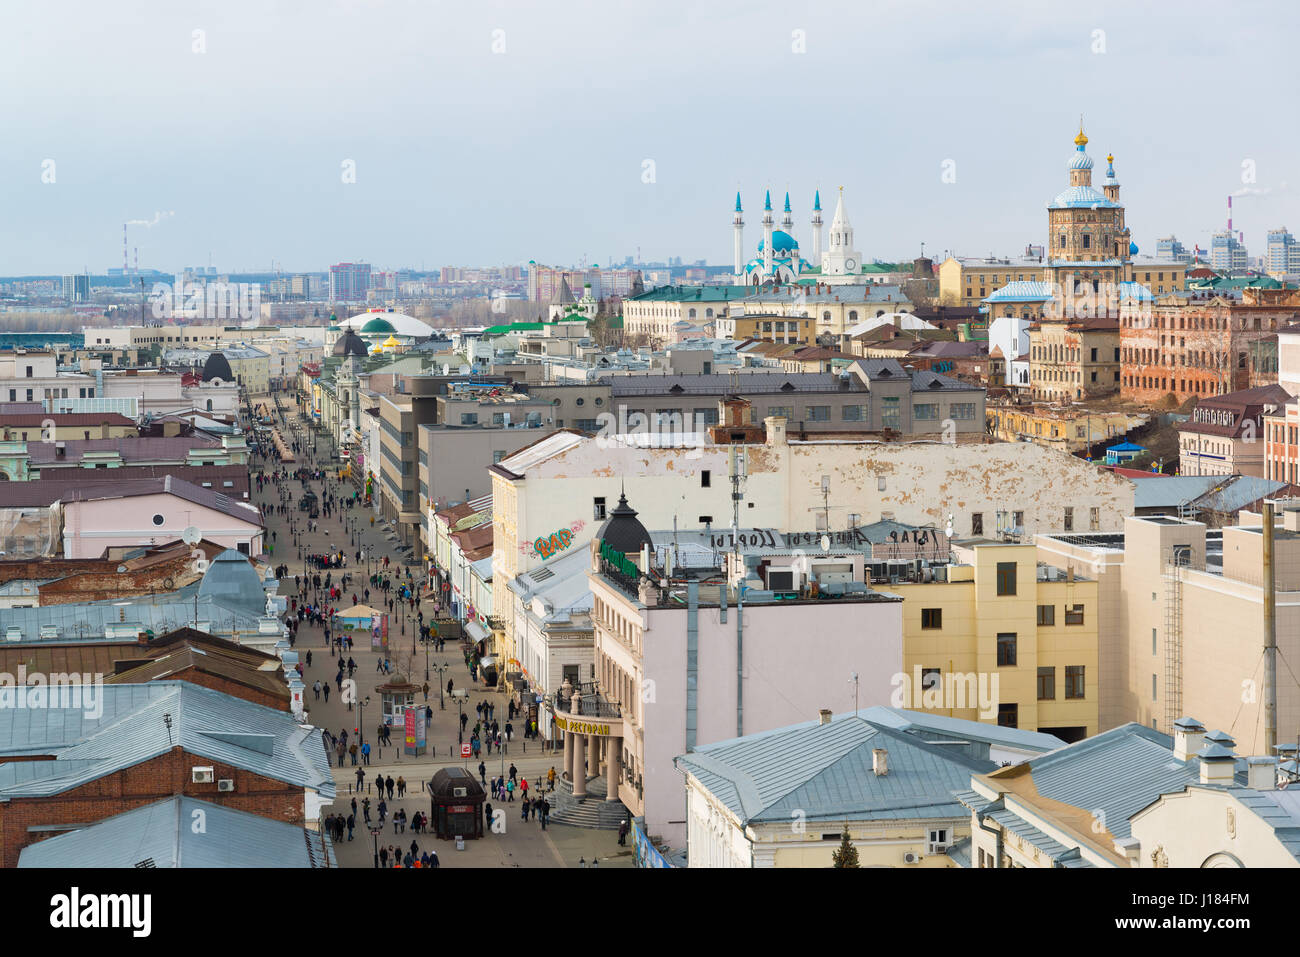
1152, 674, 1158, 700
1063, 507, 1074, 532
593, 497, 606, 520
841, 405, 865, 421
971, 512, 983, 535
1037, 604, 1055, 626
1089, 507, 1100, 531
914, 403, 938, 420
921, 608, 942, 630
1065, 604, 1085, 626
950, 402, 976, 420
996, 562, 1017, 596
996, 633, 1017, 666
806, 405, 830, 422
492, 450, 507, 464
460, 413, 478, 425
1037, 667, 1056, 700
998, 703, 1018, 728
152, 514, 165, 526
877, 476, 886, 492
768, 405, 793, 420
1065, 665, 1086, 699
1152, 628, 1157, 655
881, 397, 901, 431
1013, 510, 1024, 528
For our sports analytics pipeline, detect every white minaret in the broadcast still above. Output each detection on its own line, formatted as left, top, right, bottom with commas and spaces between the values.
762, 190, 774, 281
733, 192, 745, 279
811, 190, 824, 263
781, 191, 794, 232
821, 186, 862, 277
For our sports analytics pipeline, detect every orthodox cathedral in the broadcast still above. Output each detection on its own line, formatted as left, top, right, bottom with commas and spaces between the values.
733, 187, 864, 286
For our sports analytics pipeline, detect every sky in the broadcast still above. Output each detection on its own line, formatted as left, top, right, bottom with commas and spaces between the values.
2, 0, 1297, 275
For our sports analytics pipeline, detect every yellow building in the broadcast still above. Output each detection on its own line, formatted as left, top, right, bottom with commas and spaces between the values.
0, 412, 136, 443
889, 542, 1099, 741
939, 257, 1046, 309
986, 402, 1148, 455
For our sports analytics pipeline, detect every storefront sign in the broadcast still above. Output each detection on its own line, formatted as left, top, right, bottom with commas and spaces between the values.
553, 714, 612, 736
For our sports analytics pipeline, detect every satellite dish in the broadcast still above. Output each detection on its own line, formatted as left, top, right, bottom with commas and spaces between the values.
182, 526, 202, 545
820, 534, 831, 551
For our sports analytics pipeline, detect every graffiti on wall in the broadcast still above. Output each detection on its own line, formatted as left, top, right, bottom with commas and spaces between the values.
519, 520, 586, 559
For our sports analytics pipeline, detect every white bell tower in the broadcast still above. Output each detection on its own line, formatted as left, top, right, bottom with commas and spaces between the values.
821, 186, 862, 277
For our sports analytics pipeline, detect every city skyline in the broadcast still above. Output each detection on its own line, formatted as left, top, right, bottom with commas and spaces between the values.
2, 0, 1296, 275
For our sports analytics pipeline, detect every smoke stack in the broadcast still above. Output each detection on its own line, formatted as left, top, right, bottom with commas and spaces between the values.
872, 748, 889, 776
818, 709, 832, 725
1172, 716, 1205, 761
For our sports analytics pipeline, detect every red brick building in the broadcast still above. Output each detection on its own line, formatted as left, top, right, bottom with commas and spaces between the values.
0, 681, 334, 867
1121, 288, 1300, 405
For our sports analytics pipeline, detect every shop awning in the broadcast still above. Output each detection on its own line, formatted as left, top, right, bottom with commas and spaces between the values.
465, 619, 492, 645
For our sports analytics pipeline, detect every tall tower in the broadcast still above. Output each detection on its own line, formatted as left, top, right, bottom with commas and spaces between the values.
821, 186, 862, 276
733, 193, 745, 279
811, 190, 824, 263
762, 190, 774, 280
781, 192, 794, 232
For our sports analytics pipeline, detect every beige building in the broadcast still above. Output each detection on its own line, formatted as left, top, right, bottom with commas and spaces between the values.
890, 542, 1099, 740
488, 425, 1135, 670
1038, 510, 1300, 753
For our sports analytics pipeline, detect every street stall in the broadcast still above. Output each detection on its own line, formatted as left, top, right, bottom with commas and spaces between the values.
428, 767, 484, 841
376, 675, 419, 727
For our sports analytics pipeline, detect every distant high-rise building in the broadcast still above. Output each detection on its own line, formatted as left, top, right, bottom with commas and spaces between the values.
1266, 228, 1300, 279
61, 274, 90, 302
1156, 235, 1193, 264
329, 262, 371, 301
1210, 231, 1249, 274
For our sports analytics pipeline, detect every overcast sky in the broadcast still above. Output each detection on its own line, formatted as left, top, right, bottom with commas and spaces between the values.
2, 0, 1296, 275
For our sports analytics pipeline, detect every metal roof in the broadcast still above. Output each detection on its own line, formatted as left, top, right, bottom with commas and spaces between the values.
0, 681, 334, 799
1000, 722, 1199, 841
17, 796, 334, 868
675, 711, 998, 826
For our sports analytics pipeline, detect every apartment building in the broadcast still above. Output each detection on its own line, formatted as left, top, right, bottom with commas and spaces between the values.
1179, 384, 1291, 477
1037, 511, 1300, 753
888, 542, 1099, 741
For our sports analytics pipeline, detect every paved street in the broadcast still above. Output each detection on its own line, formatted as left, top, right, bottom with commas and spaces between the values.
248, 393, 632, 868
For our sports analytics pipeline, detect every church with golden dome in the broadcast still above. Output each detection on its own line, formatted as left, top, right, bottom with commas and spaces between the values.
1041, 126, 1133, 291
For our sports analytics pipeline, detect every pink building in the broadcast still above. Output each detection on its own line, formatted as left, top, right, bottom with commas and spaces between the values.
59, 475, 263, 559
548, 495, 903, 848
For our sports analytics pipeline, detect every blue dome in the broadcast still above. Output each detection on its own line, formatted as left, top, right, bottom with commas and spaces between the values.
1129, 241, 1139, 256
1068, 150, 1094, 171
758, 230, 799, 254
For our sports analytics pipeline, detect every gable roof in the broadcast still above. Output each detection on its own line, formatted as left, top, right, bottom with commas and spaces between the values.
17, 796, 335, 868
675, 710, 998, 827
0, 681, 334, 799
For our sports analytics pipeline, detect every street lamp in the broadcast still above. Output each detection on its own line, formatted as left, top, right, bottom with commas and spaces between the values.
370, 825, 382, 868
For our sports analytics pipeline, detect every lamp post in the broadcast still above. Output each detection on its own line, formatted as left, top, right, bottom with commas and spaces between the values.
434, 662, 447, 710
370, 825, 382, 869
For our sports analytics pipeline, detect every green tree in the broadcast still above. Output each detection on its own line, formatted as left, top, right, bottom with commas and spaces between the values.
831, 827, 860, 868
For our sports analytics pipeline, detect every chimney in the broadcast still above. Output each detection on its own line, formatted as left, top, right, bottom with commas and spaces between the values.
1247, 756, 1277, 790
1172, 716, 1206, 761
1198, 730, 1236, 785
872, 748, 889, 776
818, 708, 832, 725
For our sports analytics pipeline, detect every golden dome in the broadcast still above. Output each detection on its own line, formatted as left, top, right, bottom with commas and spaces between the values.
1074, 128, 1089, 148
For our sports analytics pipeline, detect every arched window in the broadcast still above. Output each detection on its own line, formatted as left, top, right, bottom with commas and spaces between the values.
823, 311, 831, 322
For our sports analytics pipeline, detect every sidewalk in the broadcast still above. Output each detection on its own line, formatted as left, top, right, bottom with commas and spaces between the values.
250, 403, 633, 867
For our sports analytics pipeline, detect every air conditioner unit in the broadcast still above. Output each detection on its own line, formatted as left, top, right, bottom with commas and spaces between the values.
903, 851, 921, 864
928, 842, 949, 855
453, 787, 467, 797
191, 767, 215, 784
217, 779, 235, 792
